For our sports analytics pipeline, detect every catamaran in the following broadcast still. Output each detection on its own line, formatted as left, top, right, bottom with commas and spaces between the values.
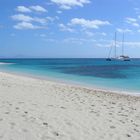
106, 32, 130, 61
117, 33, 130, 61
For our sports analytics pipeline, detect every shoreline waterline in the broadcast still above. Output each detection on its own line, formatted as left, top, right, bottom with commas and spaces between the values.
0, 58, 140, 95
0, 70, 140, 97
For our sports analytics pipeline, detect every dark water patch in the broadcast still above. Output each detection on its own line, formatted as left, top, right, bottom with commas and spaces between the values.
52, 65, 132, 79
1, 59, 140, 79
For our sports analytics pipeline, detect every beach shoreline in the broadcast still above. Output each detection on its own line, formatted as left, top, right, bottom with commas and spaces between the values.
0, 70, 140, 97
0, 71, 140, 140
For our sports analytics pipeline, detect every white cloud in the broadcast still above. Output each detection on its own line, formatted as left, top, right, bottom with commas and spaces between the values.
46, 17, 54, 22
16, 5, 47, 13
132, 23, 139, 27
46, 39, 56, 42
93, 41, 140, 48
134, 8, 139, 11
59, 5, 72, 10
11, 14, 33, 22
30, 5, 47, 12
40, 34, 47, 37
51, 0, 90, 10
124, 41, 140, 47
137, 29, 140, 32
11, 14, 48, 24
94, 43, 110, 48
59, 23, 75, 32
42, 38, 57, 42
62, 37, 96, 45
134, 8, 140, 11
85, 31, 94, 36
57, 10, 62, 14
107, 40, 140, 48
16, 6, 31, 13
70, 18, 110, 29
100, 32, 107, 36
134, 7, 140, 14
33, 17, 47, 24
11, 14, 49, 30
14, 22, 43, 30
117, 28, 132, 33
84, 31, 107, 37
46, 16, 59, 22
12, 5, 51, 30
126, 17, 137, 23
125, 17, 139, 27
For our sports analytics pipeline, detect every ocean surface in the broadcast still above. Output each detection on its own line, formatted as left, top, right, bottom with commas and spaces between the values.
0, 58, 140, 94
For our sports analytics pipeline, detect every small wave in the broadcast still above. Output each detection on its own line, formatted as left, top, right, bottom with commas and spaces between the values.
0, 62, 14, 65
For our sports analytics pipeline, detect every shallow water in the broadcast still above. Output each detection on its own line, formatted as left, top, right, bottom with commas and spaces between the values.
0, 58, 140, 94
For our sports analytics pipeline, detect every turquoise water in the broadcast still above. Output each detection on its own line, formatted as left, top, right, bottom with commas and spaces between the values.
0, 58, 140, 94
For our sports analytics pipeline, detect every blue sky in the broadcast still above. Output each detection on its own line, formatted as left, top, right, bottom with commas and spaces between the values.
1, 0, 140, 58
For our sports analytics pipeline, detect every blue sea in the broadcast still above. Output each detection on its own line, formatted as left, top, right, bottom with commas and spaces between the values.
0, 58, 140, 94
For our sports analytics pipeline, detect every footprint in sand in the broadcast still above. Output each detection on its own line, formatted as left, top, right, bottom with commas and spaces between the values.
22, 128, 28, 133
0, 134, 4, 139
5, 111, 10, 115
21, 114, 26, 117
126, 134, 131, 138
110, 125, 116, 129
15, 107, 20, 110
134, 128, 139, 133
29, 117, 36, 122
25, 111, 28, 113
52, 131, 59, 137
0, 118, 3, 122
119, 120, 125, 124
60, 106, 66, 109
8, 103, 12, 106
43, 122, 48, 126
10, 122, 16, 129
18, 102, 24, 104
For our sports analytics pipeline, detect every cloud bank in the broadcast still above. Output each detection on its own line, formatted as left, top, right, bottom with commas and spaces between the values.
50, 0, 90, 9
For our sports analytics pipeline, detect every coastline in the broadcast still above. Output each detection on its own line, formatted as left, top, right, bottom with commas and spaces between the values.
0, 70, 140, 97
0, 71, 140, 140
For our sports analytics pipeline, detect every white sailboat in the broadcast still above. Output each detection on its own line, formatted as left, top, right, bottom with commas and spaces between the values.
106, 32, 130, 61
106, 32, 117, 61
117, 33, 130, 61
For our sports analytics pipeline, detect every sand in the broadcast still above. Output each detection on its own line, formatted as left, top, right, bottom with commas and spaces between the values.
0, 72, 139, 140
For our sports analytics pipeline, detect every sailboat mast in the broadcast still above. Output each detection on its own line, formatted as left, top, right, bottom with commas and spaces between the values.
122, 32, 124, 56
114, 32, 117, 58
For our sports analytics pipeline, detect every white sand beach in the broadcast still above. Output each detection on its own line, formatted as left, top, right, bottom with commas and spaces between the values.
0, 72, 140, 140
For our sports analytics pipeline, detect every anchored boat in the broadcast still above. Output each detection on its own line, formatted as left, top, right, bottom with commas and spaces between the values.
106, 32, 130, 61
